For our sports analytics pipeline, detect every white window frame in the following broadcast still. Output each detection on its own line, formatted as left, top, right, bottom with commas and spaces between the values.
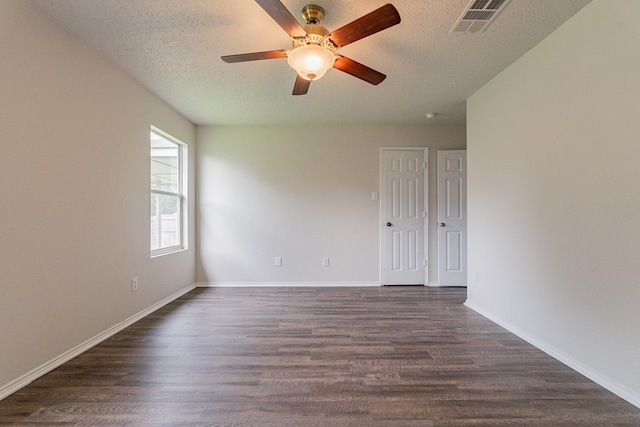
150, 126, 187, 257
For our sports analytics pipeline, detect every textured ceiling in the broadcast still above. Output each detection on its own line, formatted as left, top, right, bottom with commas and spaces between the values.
30, 0, 592, 126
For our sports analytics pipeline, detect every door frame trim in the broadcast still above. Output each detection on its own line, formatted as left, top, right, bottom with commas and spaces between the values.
379, 147, 429, 286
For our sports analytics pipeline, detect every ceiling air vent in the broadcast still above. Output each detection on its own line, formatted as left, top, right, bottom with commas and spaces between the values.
450, 0, 511, 33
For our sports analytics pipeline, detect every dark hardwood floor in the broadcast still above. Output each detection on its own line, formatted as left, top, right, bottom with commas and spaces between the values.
1, 286, 639, 426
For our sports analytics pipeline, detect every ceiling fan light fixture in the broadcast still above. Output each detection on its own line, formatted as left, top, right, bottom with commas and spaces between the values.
221, 1, 401, 95
287, 44, 335, 81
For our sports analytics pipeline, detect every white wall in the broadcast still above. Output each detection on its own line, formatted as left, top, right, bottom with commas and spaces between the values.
0, 0, 196, 395
197, 125, 465, 285
466, 0, 640, 407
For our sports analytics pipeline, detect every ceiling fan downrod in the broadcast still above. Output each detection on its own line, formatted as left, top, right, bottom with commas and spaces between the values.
301, 4, 325, 24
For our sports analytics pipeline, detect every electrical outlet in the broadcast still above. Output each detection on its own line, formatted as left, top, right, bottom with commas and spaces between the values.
322, 257, 330, 267
131, 277, 139, 292
275, 257, 282, 267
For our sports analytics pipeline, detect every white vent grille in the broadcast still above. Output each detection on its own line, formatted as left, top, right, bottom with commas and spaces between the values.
450, 0, 511, 33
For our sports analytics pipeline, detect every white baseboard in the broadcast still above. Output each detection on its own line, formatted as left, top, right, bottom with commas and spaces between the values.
197, 281, 381, 288
427, 283, 467, 287
464, 300, 640, 410
0, 283, 197, 401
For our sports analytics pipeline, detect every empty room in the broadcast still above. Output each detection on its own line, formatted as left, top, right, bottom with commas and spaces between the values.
1, 0, 639, 424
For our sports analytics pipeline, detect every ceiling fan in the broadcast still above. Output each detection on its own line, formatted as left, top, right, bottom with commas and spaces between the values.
221, 1, 401, 95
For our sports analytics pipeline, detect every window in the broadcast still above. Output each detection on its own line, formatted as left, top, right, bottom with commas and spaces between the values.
150, 128, 186, 256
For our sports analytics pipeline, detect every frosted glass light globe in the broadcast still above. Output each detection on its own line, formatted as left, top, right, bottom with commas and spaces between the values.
287, 44, 335, 81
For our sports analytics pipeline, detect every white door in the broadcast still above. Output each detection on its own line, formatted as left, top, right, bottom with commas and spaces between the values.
437, 150, 467, 286
382, 149, 426, 285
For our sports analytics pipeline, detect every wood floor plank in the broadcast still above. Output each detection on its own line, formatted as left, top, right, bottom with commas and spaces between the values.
1, 286, 639, 425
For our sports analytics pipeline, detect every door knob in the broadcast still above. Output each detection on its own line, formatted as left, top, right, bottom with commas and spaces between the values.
386, 222, 392, 227
439, 222, 446, 227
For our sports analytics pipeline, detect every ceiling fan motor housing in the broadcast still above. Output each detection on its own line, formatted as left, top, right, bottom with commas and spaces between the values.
293, 24, 333, 48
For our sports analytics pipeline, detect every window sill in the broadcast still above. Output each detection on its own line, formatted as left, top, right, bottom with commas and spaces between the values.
151, 246, 187, 258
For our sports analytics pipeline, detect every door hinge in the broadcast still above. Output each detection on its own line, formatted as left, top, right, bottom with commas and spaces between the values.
423, 259, 427, 267
423, 210, 427, 218
423, 162, 427, 169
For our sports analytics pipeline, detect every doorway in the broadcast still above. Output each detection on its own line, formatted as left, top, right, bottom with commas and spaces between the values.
381, 148, 427, 285
437, 150, 467, 286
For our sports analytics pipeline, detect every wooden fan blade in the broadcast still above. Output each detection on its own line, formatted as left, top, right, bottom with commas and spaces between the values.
333, 56, 386, 85
221, 49, 287, 63
255, 0, 307, 38
292, 74, 311, 95
330, 4, 401, 47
